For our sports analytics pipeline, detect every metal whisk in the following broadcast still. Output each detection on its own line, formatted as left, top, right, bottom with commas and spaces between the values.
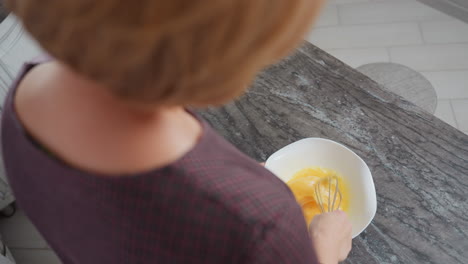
314, 175, 342, 213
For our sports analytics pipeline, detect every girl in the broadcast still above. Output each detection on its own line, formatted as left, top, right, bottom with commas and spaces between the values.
2, 0, 351, 263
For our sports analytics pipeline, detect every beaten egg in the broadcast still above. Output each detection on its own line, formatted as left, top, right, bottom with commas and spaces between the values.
286, 167, 350, 225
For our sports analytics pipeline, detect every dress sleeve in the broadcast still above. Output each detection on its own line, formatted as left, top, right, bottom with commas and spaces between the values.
243, 203, 318, 264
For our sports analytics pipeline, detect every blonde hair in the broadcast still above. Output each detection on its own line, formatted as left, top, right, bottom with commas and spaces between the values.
9, 0, 323, 107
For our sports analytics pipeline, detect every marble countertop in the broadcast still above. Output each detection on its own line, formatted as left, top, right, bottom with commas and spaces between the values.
198, 42, 468, 263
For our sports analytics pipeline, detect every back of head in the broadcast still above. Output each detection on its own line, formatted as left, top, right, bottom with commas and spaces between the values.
9, 0, 324, 107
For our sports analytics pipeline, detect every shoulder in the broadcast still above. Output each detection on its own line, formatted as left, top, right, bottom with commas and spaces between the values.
14, 61, 117, 173
189, 165, 315, 263
207, 166, 315, 263
14, 61, 202, 175
15, 62, 58, 113
15, 61, 76, 122
164, 164, 312, 262
15, 62, 64, 145
178, 159, 300, 225
14, 62, 85, 164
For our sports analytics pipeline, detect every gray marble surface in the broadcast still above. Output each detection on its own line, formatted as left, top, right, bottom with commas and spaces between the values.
198, 42, 468, 264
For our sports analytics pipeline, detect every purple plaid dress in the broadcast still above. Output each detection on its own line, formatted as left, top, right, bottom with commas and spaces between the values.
1, 59, 318, 263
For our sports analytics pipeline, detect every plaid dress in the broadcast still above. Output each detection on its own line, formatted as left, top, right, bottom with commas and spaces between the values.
1, 59, 318, 263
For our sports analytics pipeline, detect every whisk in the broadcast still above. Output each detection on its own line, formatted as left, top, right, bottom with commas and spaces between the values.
314, 175, 342, 213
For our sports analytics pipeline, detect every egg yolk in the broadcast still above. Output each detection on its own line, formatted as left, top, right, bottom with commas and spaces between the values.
286, 167, 349, 225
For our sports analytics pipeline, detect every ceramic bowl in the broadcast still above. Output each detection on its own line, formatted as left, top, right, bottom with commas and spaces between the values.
265, 138, 377, 238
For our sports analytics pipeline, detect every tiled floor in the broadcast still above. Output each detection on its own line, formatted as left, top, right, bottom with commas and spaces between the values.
307, 0, 468, 135
0, 209, 61, 263
0, 1, 467, 263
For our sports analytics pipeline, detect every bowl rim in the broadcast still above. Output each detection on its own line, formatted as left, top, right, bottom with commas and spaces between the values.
265, 137, 377, 238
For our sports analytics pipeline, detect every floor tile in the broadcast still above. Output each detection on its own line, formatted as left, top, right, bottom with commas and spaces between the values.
10, 249, 61, 264
451, 99, 468, 131
0, 210, 48, 249
421, 71, 468, 99
389, 44, 468, 71
338, 0, 451, 25
323, 48, 390, 68
434, 100, 458, 128
0, 15, 21, 56
0, 31, 43, 75
421, 20, 468, 44
0, 15, 43, 76
314, 4, 339, 27
307, 23, 422, 49
0, 60, 15, 103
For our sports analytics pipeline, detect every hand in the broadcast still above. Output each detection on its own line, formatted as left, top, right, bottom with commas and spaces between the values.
309, 210, 352, 264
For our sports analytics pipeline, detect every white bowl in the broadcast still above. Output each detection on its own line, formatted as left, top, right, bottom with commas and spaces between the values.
265, 138, 377, 238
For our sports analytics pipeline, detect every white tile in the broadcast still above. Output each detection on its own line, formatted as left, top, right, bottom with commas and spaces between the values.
0, 31, 43, 75
314, 4, 339, 27
421, 20, 468, 44
390, 44, 468, 71
434, 100, 458, 128
323, 48, 389, 67
0, 15, 21, 56
452, 99, 468, 131
0, 60, 15, 104
421, 71, 468, 99
0, 15, 43, 75
0, 210, 48, 249
10, 249, 61, 264
307, 23, 422, 49
0, 15, 16, 36
338, 0, 451, 25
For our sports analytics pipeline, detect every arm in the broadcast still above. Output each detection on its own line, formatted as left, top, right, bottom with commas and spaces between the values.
241, 206, 352, 264
243, 204, 319, 264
